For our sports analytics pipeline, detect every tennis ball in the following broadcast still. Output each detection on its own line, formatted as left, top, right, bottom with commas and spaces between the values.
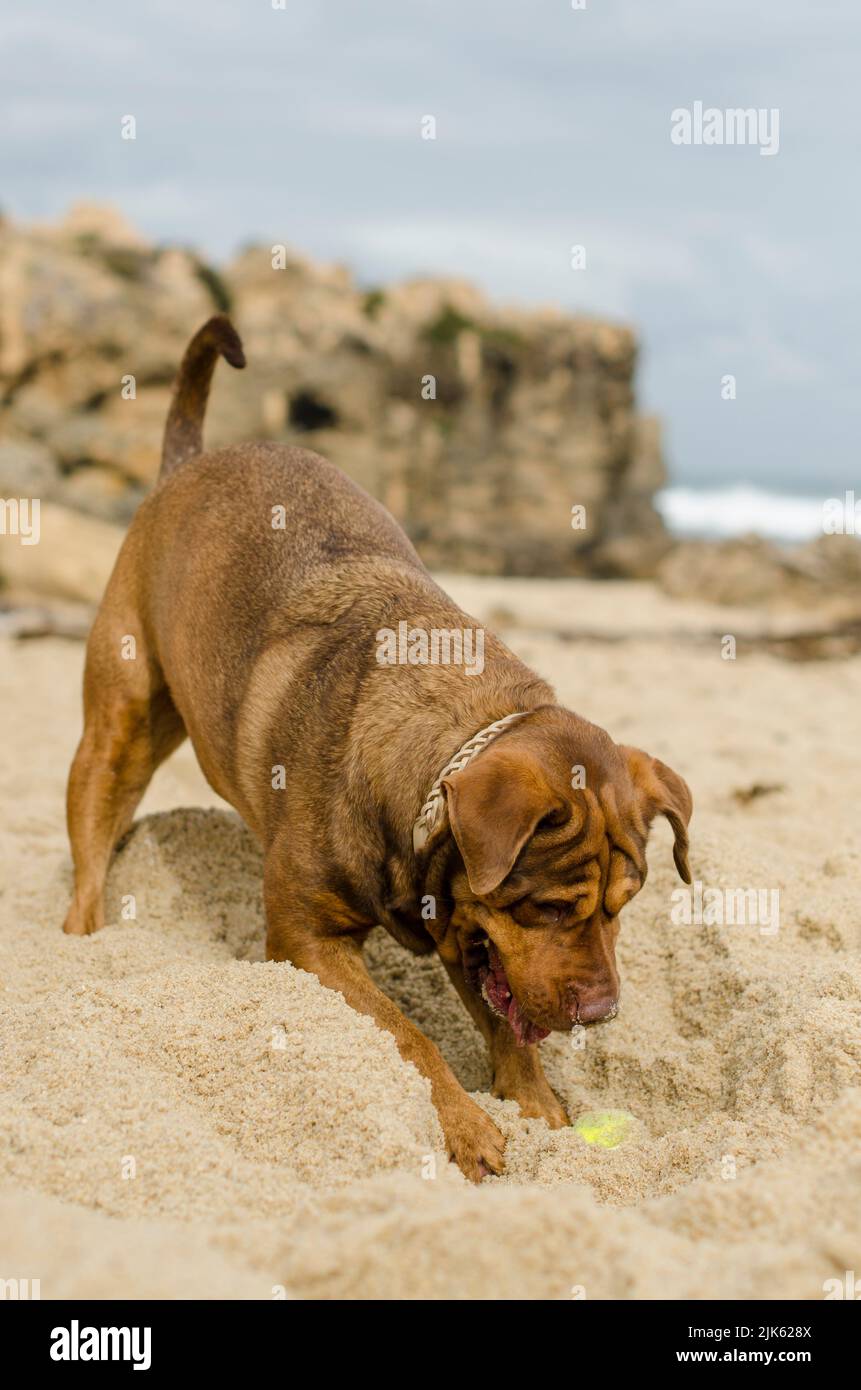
573, 1109, 634, 1149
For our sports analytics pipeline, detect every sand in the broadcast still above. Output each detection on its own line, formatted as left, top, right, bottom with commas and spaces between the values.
1, 575, 860, 1300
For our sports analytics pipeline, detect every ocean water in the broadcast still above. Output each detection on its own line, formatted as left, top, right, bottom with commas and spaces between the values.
656, 485, 850, 543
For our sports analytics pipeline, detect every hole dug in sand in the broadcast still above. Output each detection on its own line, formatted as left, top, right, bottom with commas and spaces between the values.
1, 806, 859, 1299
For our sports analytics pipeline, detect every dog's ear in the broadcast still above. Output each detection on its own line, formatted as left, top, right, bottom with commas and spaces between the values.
442, 746, 564, 896
621, 746, 693, 883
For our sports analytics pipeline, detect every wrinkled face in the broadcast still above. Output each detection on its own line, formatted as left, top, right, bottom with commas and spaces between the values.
436, 708, 692, 1045
454, 794, 634, 1040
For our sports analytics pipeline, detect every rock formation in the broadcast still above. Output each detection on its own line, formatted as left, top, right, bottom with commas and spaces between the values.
0, 203, 669, 581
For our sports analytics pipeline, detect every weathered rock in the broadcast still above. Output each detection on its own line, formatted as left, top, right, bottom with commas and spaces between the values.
58, 465, 143, 524
0, 205, 671, 578
0, 440, 61, 498
658, 534, 861, 610
0, 502, 123, 604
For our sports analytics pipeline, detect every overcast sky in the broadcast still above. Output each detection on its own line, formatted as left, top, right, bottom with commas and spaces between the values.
2, 0, 858, 494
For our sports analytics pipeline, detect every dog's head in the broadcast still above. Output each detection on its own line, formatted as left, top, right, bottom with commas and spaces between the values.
437, 707, 692, 1044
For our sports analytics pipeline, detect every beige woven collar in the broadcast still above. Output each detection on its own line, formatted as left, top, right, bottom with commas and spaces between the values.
412, 711, 529, 853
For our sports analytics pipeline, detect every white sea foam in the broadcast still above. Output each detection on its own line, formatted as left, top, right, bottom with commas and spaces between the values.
656, 485, 834, 542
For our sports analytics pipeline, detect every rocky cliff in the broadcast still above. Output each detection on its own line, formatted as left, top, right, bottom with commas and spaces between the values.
0, 204, 669, 577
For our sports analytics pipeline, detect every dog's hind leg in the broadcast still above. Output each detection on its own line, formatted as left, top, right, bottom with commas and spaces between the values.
63, 612, 186, 936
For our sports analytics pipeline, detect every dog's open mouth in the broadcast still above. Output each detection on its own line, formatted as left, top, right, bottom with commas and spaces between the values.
470, 939, 551, 1047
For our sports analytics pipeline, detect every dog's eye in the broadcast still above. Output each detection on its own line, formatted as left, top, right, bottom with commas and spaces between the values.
510, 898, 573, 928
522, 900, 570, 922
534, 901, 570, 925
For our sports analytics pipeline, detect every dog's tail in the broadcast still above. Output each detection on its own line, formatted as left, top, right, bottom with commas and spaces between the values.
159, 315, 246, 480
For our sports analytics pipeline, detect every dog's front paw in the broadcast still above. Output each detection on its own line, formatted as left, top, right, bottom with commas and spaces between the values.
492, 1059, 569, 1129
62, 899, 104, 936
510, 1086, 569, 1129
441, 1096, 506, 1182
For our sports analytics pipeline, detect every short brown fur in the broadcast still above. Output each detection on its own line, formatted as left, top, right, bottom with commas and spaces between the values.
63, 318, 693, 1180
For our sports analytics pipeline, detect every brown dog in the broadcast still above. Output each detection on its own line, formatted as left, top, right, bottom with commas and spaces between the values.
63, 317, 692, 1180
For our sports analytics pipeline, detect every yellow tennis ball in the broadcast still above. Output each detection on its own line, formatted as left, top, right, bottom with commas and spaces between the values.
573, 1109, 634, 1149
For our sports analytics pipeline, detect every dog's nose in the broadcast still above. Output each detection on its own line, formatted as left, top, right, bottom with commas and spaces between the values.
571, 993, 618, 1024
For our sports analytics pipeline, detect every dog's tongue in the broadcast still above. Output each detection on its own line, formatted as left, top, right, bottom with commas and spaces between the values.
485, 943, 550, 1047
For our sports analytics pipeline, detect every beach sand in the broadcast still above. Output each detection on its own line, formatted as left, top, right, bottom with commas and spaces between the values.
1, 576, 860, 1300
